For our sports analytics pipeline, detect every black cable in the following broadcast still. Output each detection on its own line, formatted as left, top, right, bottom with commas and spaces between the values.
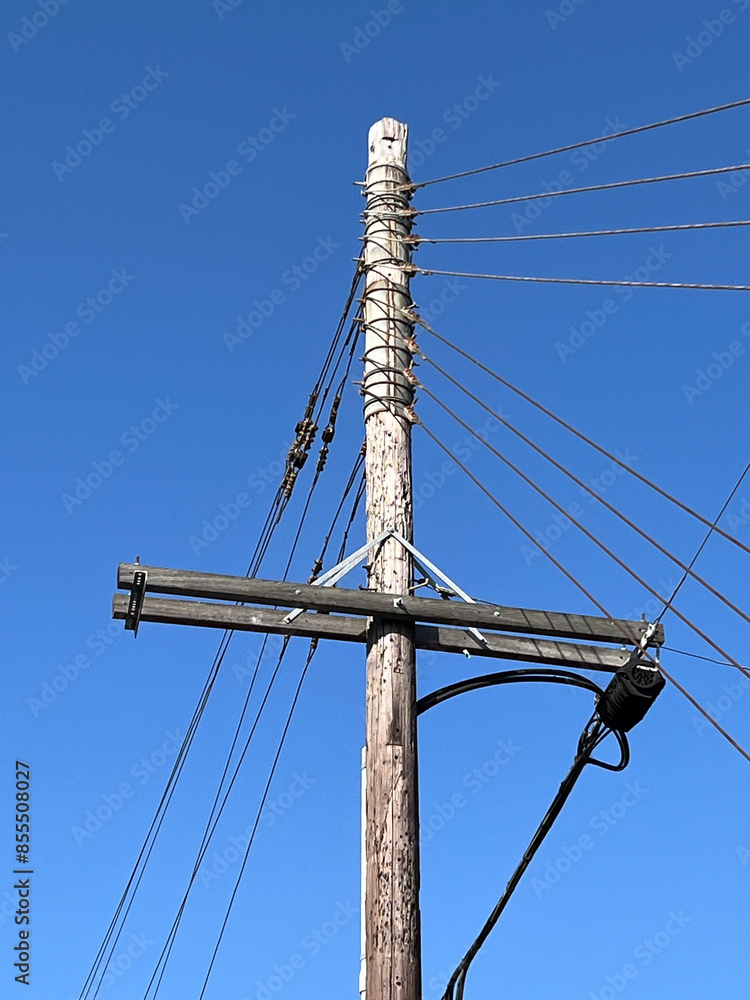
412, 220, 750, 243
406, 310, 750, 559
412, 98, 750, 188
79, 630, 235, 1000
440, 715, 627, 1000
196, 639, 318, 1000
146, 637, 293, 999
416, 668, 604, 715
416, 163, 750, 215
663, 646, 750, 670
80, 270, 365, 999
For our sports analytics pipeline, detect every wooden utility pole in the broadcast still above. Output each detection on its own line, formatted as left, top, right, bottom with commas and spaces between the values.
362, 118, 421, 1000
111, 116, 665, 1000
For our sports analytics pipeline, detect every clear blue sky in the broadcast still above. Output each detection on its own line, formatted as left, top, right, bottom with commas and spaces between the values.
3, 1, 749, 997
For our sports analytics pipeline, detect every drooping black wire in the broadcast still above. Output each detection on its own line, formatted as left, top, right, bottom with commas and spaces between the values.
411, 98, 750, 188
439, 713, 627, 1000
413, 360, 750, 651
416, 668, 605, 714
416, 163, 750, 216
412, 220, 750, 243
407, 311, 750, 559
410, 266, 750, 292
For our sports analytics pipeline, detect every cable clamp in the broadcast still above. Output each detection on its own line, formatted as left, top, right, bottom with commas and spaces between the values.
124, 570, 147, 637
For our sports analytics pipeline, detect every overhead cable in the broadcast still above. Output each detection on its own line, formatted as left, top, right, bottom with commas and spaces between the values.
409, 266, 750, 292
195, 640, 318, 1000
407, 313, 750, 558
412, 354, 750, 646
415, 163, 750, 215
417, 383, 750, 681
416, 419, 750, 765
411, 220, 750, 243
441, 715, 626, 1000
411, 98, 750, 188
656, 458, 750, 624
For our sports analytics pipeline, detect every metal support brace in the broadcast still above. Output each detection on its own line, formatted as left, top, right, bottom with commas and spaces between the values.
283, 527, 488, 649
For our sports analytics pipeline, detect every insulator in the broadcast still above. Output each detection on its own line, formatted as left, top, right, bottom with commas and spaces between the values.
321, 424, 335, 443
316, 444, 329, 473
293, 450, 308, 470
597, 658, 666, 732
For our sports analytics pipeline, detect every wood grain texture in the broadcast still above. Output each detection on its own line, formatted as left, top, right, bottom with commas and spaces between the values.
116, 564, 663, 646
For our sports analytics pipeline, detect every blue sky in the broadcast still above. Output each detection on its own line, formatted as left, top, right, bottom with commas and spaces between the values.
2, 0, 749, 997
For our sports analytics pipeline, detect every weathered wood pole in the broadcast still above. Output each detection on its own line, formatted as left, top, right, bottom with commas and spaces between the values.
362, 118, 421, 1000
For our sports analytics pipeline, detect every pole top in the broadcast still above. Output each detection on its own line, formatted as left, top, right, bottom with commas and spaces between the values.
368, 118, 408, 166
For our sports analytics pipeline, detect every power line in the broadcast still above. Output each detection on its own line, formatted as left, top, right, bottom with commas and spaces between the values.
415, 164, 750, 216
663, 646, 750, 670
196, 640, 318, 1000
410, 266, 750, 292
410, 98, 750, 188
416, 419, 750, 765
417, 382, 750, 681
411, 220, 750, 243
657, 459, 750, 624
407, 310, 750, 559
412, 352, 750, 646
147, 638, 295, 999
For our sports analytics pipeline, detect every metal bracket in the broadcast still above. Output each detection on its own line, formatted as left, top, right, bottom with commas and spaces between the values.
124, 570, 147, 636
283, 527, 488, 647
